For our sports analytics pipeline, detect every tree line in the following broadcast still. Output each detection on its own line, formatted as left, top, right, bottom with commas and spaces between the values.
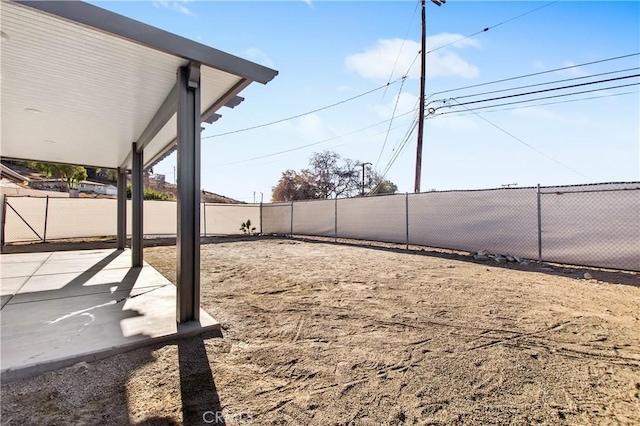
271, 151, 397, 202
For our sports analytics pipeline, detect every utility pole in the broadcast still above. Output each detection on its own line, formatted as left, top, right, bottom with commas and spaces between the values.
360, 162, 371, 196
414, 0, 445, 194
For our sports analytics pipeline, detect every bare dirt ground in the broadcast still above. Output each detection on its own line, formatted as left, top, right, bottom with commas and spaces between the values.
2, 238, 640, 425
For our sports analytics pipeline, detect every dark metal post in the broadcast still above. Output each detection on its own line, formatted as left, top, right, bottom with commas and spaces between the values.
290, 200, 294, 237
176, 63, 201, 324
0, 194, 6, 247
131, 143, 144, 266
334, 197, 338, 243
405, 192, 409, 250
202, 202, 207, 237
259, 202, 263, 235
116, 168, 127, 250
360, 162, 372, 196
43, 196, 50, 243
537, 184, 542, 264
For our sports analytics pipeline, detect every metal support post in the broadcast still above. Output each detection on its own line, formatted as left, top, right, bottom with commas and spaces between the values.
334, 197, 338, 243
290, 200, 294, 237
537, 184, 542, 264
43, 196, 50, 243
0, 194, 6, 247
131, 143, 144, 266
176, 63, 202, 324
202, 202, 207, 237
117, 168, 127, 250
405, 193, 409, 250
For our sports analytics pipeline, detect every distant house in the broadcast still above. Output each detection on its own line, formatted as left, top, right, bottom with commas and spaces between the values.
77, 181, 117, 195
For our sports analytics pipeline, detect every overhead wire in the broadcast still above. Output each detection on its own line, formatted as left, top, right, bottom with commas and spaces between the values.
435, 81, 640, 115
441, 67, 640, 102
203, 76, 406, 139
449, 99, 588, 178
375, 77, 408, 169
427, 53, 640, 97
379, 0, 420, 101
442, 74, 640, 108
426, 1, 560, 54
207, 108, 418, 168
432, 90, 639, 118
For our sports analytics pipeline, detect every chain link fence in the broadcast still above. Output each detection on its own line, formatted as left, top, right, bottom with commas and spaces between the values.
539, 184, 639, 270
2, 182, 638, 271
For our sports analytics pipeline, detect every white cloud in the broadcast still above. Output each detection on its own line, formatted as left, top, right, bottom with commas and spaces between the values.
345, 35, 480, 82
154, 0, 194, 16
243, 48, 275, 68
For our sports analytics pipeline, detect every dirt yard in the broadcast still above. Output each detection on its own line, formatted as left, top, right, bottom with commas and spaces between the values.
2, 238, 640, 425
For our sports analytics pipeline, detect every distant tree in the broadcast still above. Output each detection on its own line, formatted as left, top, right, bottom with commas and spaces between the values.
86, 167, 117, 182
309, 151, 361, 199
126, 184, 173, 201
272, 151, 398, 201
28, 162, 87, 190
272, 169, 318, 202
370, 179, 398, 195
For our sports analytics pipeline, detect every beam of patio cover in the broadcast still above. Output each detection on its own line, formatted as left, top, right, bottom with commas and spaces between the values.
176, 64, 201, 324
135, 83, 178, 154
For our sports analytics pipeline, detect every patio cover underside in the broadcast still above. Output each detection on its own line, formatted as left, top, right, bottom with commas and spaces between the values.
1, 0, 277, 170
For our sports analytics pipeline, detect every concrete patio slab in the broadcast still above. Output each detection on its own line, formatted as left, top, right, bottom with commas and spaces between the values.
1, 249, 219, 383
1, 261, 45, 279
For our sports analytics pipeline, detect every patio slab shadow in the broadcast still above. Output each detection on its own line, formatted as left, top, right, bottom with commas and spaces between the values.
0, 249, 219, 383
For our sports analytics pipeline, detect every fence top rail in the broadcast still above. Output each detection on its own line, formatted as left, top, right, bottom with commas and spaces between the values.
203, 202, 257, 207
540, 187, 640, 195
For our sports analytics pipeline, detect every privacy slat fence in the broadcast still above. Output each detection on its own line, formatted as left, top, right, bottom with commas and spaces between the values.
2, 182, 638, 271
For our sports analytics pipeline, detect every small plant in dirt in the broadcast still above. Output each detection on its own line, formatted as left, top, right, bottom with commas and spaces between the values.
240, 219, 257, 235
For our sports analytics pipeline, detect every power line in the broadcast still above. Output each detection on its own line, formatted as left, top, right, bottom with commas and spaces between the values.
207, 109, 417, 168
203, 77, 406, 139
443, 67, 639, 102
449, 99, 588, 178
380, 116, 419, 179
427, 53, 640, 97
434, 90, 640, 118
375, 77, 408, 169
436, 81, 640, 115
380, 0, 420, 101
427, 1, 559, 54
445, 74, 640, 108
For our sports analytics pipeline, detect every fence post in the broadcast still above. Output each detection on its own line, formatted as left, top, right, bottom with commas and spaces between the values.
290, 200, 294, 237
405, 192, 409, 250
259, 200, 263, 235
334, 197, 338, 243
203, 202, 207, 237
0, 194, 6, 247
537, 184, 542, 264
43, 195, 50, 242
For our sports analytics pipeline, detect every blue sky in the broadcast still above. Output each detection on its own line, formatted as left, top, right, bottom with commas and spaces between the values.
93, 1, 639, 202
